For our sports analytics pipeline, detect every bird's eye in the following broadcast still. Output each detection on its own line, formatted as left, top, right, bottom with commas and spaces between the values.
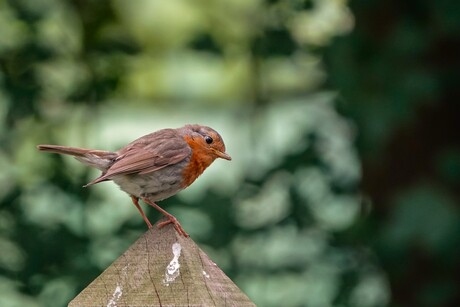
205, 136, 213, 144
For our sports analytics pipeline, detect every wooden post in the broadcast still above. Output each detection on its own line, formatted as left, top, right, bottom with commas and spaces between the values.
69, 219, 255, 306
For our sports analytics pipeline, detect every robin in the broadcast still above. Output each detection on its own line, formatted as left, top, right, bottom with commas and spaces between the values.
37, 124, 231, 237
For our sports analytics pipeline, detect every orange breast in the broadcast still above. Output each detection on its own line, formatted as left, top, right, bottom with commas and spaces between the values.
181, 136, 215, 188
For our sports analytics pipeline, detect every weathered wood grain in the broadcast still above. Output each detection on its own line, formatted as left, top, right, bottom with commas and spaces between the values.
69, 220, 255, 306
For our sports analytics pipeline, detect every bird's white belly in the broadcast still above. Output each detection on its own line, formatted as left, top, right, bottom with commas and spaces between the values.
112, 175, 144, 197
111, 162, 187, 201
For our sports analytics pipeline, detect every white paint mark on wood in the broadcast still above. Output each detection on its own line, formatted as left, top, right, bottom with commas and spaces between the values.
121, 264, 129, 277
163, 242, 182, 285
202, 270, 210, 278
106, 283, 123, 307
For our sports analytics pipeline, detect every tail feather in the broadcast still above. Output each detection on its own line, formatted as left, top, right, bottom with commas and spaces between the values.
37, 145, 93, 157
37, 144, 117, 171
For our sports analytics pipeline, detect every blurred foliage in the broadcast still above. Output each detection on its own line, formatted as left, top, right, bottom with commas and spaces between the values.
0, 0, 458, 306
323, 0, 460, 306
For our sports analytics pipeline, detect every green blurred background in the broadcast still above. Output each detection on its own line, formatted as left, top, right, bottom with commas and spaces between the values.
1, 0, 459, 306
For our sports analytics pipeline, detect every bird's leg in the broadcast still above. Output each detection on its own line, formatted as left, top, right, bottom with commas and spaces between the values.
130, 196, 153, 229
140, 196, 189, 237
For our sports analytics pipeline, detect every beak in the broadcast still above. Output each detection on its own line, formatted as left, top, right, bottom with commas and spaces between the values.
213, 149, 232, 161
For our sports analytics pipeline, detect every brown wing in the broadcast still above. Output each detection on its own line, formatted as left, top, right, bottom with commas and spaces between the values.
86, 129, 191, 186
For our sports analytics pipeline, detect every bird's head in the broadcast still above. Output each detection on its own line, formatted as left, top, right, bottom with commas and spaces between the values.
181, 124, 231, 162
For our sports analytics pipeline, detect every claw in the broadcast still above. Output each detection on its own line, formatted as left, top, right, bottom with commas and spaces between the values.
140, 196, 189, 237
158, 216, 189, 237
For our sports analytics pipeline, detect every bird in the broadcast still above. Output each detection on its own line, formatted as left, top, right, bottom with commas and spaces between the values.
37, 124, 231, 237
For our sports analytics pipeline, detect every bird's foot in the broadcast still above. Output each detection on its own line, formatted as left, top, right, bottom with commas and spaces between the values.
158, 216, 189, 237
140, 196, 189, 237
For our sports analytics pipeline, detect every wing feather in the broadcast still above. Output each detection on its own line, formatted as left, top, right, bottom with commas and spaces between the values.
86, 129, 191, 186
